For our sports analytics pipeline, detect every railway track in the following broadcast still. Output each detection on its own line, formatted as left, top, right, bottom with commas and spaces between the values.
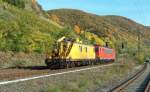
145, 80, 150, 92
111, 63, 150, 92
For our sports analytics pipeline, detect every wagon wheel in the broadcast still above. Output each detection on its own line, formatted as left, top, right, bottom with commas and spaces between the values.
68, 62, 71, 68
72, 62, 75, 67
70, 62, 75, 68
65, 62, 69, 69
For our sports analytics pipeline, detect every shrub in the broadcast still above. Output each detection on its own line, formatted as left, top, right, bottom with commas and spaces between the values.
3, 0, 25, 8
11, 60, 26, 68
135, 53, 145, 64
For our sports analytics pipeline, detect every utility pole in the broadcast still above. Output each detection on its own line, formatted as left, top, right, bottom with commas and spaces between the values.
112, 32, 119, 62
137, 30, 141, 58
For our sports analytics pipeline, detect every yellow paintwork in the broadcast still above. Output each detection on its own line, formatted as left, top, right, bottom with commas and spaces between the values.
67, 43, 95, 60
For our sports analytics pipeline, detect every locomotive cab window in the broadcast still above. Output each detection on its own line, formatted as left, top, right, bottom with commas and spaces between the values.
79, 46, 82, 52
85, 47, 87, 52
95, 47, 99, 52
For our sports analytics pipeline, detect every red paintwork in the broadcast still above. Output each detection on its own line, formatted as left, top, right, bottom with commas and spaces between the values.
94, 45, 115, 60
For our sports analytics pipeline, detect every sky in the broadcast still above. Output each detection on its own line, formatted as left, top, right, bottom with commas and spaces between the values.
37, 0, 150, 26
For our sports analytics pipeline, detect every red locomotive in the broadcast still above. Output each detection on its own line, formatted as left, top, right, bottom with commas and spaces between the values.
95, 45, 115, 62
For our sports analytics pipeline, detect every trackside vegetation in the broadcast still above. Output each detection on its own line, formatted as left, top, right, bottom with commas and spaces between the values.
0, 0, 73, 53
0, 0, 149, 68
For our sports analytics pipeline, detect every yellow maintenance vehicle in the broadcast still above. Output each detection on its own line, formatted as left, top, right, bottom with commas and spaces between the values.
45, 37, 96, 68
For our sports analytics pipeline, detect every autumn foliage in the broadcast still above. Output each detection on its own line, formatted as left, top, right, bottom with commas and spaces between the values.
51, 14, 60, 24
74, 25, 81, 34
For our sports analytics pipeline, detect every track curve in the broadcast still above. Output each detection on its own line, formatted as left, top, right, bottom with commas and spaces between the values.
111, 63, 150, 92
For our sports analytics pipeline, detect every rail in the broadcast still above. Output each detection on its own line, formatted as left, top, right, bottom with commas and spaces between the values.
144, 73, 150, 92
111, 63, 147, 92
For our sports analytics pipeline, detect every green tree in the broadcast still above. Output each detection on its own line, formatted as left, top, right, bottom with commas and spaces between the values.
3, 0, 25, 8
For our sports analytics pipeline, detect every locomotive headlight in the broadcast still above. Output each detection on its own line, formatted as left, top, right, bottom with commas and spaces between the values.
46, 53, 51, 59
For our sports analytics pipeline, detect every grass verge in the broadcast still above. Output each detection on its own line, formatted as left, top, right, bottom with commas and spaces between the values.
0, 51, 45, 68
39, 56, 139, 92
